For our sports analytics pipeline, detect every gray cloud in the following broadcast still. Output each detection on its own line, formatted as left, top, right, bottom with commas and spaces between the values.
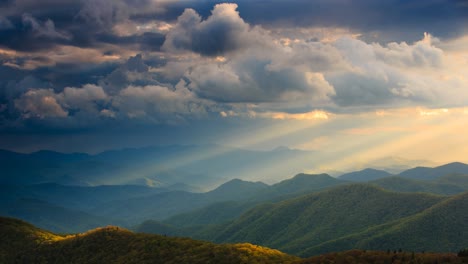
14, 89, 68, 119
0, 1, 467, 136
184, 56, 335, 106
163, 3, 253, 56
0, 16, 13, 29
328, 35, 449, 109
114, 81, 210, 123
79, 0, 128, 30
21, 13, 70, 40
163, 4, 337, 108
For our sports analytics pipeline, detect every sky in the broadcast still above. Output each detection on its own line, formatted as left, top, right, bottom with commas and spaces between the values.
1, 0, 468, 168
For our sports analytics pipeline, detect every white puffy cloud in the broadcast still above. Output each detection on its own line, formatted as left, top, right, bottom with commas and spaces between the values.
327, 33, 462, 108
373, 33, 443, 68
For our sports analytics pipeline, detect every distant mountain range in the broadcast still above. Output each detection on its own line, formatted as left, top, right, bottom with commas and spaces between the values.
0, 146, 443, 190
1, 155, 468, 255
338, 168, 392, 182
338, 162, 468, 182
0, 145, 318, 189
2, 161, 468, 232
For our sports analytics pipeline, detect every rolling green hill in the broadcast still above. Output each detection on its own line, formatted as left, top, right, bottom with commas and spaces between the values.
0, 217, 298, 264
435, 173, 468, 190
301, 192, 468, 256
162, 201, 257, 228
157, 173, 347, 229
208, 184, 448, 256
89, 179, 269, 224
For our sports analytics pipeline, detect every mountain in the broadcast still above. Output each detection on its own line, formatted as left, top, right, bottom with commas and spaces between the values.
0, 198, 115, 233
157, 173, 346, 229
253, 173, 347, 201
338, 168, 392, 182
302, 192, 468, 256
0, 174, 345, 233
0, 217, 298, 264
0, 149, 91, 185
144, 173, 467, 235
0, 145, 321, 189
207, 184, 447, 256
370, 176, 468, 195
89, 179, 269, 224
160, 201, 256, 228
435, 173, 468, 190
398, 162, 468, 180
357, 156, 437, 174
205, 179, 269, 201
0, 183, 167, 211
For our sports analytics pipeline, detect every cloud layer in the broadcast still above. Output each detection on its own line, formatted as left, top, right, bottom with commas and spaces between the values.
0, 1, 467, 135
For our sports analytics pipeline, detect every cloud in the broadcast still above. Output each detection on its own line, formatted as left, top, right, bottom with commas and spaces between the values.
21, 13, 70, 40
78, 0, 170, 32
372, 33, 444, 68
114, 81, 209, 123
12, 83, 109, 121
183, 55, 336, 107
163, 3, 255, 56
327, 33, 455, 109
14, 89, 68, 119
1, 1, 468, 134
162, 4, 339, 108
78, 0, 134, 31
0, 16, 13, 30
61, 84, 108, 114
9, 79, 210, 127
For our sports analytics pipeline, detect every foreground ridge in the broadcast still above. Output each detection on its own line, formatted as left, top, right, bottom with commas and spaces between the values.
0, 217, 297, 264
1, 217, 467, 264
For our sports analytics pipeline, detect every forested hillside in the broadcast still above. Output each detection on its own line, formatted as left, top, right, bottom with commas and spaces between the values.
0, 217, 298, 264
